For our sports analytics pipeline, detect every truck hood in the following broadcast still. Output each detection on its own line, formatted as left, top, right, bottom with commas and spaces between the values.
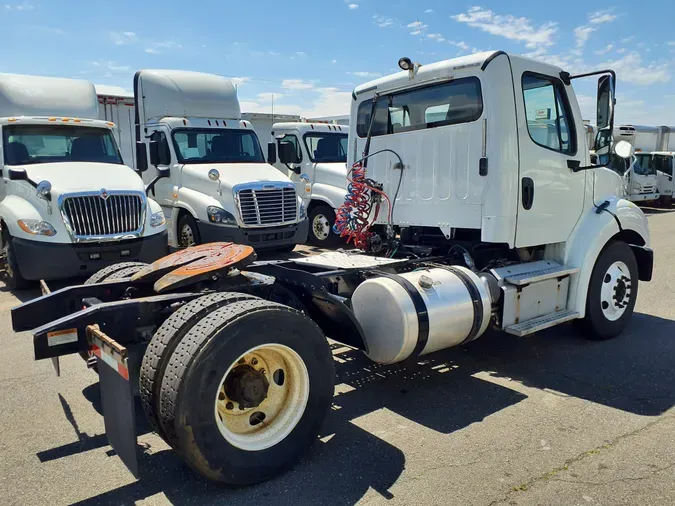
181, 162, 293, 188
17, 162, 144, 194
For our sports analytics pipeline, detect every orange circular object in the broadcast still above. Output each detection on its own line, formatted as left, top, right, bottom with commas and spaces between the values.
169, 243, 255, 277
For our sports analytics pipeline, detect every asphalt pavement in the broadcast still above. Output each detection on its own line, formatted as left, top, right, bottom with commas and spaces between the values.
0, 213, 673, 506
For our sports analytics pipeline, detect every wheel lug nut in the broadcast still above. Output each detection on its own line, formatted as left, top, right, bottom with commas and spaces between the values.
226, 402, 234, 410
251, 358, 258, 366
218, 392, 226, 401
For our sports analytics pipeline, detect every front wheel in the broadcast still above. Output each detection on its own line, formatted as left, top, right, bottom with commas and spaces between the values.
308, 205, 343, 248
178, 213, 201, 248
3, 235, 31, 290
157, 299, 335, 485
577, 241, 638, 340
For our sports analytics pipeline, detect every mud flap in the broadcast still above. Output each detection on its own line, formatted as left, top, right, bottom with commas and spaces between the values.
88, 326, 139, 478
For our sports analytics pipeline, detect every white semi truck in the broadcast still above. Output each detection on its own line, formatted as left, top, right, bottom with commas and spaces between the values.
266, 121, 349, 246
103, 71, 309, 251
0, 73, 168, 289
14, 51, 652, 487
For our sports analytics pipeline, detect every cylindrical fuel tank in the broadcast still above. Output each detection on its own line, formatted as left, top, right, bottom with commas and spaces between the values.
351, 267, 492, 364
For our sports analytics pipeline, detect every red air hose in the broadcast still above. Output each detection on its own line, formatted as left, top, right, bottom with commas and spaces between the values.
334, 162, 391, 249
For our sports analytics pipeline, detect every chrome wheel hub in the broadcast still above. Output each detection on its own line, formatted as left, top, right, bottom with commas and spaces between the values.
600, 260, 632, 321
312, 214, 331, 240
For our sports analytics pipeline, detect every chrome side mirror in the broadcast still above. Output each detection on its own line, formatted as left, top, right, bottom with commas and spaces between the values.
36, 180, 52, 201
613, 140, 632, 159
208, 169, 220, 181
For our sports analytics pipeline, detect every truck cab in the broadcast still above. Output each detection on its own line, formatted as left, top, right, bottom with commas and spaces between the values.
268, 122, 349, 247
130, 70, 309, 251
635, 151, 674, 206
0, 73, 168, 289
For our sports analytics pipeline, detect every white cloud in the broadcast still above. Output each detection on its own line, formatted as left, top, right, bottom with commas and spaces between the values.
348, 3, 358, 9
452, 6, 557, 48
89, 60, 130, 73
622, 36, 635, 43
295, 51, 307, 57
332, 59, 337, 63
594, 44, 614, 55
606, 51, 670, 85
424, 9, 433, 13
574, 26, 595, 48
668, 41, 675, 46
229, 77, 251, 87
428, 33, 445, 42
145, 48, 160, 54
407, 20, 428, 36
110, 31, 137, 45
449, 40, 470, 52
3, 3, 33, 10
588, 10, 617, 24
257, 92, 285, 101
282, 79, 315, 90
349, 71, 381, 78
373, 15, 395, 28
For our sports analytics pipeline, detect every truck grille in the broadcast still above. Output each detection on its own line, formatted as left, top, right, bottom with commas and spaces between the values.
236, 185, 297, 226
61, 192, 145, 239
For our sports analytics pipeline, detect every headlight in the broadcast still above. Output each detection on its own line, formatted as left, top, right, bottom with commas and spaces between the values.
151, 211, 166, 228
299, 202, 307, 219
207, 206, 237, 225
17, 219, 56, 236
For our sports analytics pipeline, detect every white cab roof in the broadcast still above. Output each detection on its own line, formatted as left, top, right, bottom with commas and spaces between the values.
0, 73, 99, 119
272, 122, 348, 133
353, 51, 562, 97
136, 69, 240, 121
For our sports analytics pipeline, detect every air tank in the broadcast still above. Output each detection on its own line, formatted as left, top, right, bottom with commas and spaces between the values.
351, 267, 492, 364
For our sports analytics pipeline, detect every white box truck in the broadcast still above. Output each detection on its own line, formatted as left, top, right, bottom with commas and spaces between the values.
121, 70, 308, 251
16, 50, 653, 487
0, 73, 168, 289
612, 125, 660, 202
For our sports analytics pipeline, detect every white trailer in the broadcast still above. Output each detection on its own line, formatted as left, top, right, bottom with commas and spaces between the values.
14, 51, 652, 488
95, 85, 136, 167
0, 73, 168, 288
240, 112, 301, 145
123, 70, 308, 251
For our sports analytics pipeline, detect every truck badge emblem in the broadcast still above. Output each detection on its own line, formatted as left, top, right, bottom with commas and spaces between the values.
99, 189, 109, 200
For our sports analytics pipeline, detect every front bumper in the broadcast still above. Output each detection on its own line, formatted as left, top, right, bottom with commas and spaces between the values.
629, 192, 660, 202
13, 231, 169, 281
196, 219, 309, 250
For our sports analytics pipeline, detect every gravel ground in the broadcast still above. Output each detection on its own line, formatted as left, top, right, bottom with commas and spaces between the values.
0, 211, 673, 506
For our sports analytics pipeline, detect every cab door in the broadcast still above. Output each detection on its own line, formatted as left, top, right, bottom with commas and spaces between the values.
511, 60, 587, 247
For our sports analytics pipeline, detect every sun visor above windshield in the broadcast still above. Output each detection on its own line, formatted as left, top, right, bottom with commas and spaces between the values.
136, 70, 241, 122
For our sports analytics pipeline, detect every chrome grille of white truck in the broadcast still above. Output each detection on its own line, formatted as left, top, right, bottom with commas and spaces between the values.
235, 183, 297, 226
60, 191, 146, 240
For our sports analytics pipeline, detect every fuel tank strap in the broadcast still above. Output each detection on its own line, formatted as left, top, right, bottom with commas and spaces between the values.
432, 265, 484, 344
370, 271, 430, 359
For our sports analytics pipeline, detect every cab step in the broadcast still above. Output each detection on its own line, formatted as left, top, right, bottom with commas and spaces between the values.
503, 261, 579, 286
504, 310, 580, 337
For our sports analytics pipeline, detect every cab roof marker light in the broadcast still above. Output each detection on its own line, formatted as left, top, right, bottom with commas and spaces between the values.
7, 118, 17, 122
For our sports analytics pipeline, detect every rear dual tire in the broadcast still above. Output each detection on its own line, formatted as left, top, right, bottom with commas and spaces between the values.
141, 296, 335, 486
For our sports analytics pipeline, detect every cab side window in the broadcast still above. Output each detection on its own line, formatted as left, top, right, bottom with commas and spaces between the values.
277, 134, 302, 162
522, 73, 577, 155
151, 131, 172, 165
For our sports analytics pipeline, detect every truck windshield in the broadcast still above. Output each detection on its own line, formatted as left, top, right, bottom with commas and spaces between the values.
652, 155, 673, 176
634, 154, 656, 175
172, 129, 265, 164
2, 125, 123, 166
303, 133, 348, 163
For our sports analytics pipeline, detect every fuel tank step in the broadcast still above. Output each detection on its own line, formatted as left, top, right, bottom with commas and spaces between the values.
501, 260, 579, 286
505, 310, 580, 337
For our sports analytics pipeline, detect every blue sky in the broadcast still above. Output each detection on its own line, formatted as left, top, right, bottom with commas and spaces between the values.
1, 0, 674, 124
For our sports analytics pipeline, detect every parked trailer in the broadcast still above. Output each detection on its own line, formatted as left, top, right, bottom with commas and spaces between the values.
12, 51, 652, 486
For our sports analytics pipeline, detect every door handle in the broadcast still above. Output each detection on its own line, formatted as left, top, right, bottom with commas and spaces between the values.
522, 177, 534, 210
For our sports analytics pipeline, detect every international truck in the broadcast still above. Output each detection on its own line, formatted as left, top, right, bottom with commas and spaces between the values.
0, 73, 168, 289
12, 51, 652, 487
100, 71, 309, 251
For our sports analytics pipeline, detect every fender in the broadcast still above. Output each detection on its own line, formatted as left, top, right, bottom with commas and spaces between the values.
565, 197, 650, 317
310, 183, 348, 211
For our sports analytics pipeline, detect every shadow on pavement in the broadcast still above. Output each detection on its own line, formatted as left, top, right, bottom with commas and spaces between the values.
39, 311, 675, 505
